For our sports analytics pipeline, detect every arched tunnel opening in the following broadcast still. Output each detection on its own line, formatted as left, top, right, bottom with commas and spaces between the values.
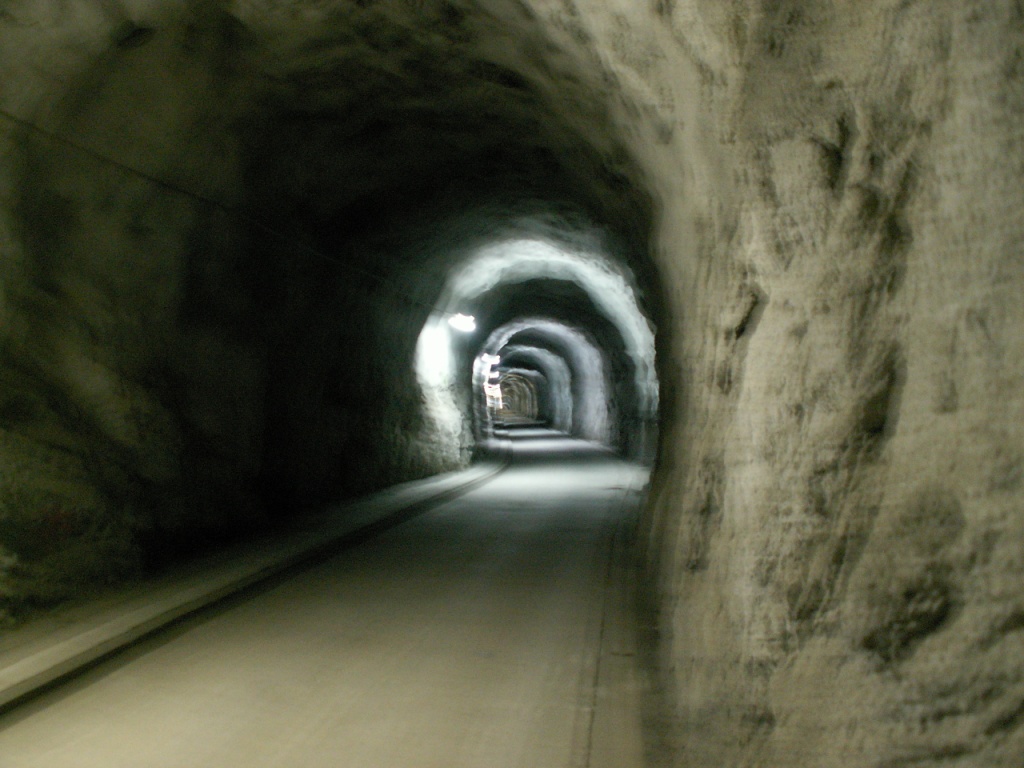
1, 2, 1023, 765
493, 371, 539, 423
420, 235, 658, 460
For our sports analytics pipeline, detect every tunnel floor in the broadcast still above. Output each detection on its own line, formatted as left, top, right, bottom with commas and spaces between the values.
0, 431, 650, 767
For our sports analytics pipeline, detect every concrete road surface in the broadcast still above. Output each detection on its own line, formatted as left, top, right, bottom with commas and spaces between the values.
0, 430, 650, 768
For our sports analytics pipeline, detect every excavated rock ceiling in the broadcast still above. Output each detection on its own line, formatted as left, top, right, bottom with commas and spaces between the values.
237, 1, 653, 261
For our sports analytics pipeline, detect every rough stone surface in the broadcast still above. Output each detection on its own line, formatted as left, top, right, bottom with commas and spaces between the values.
0, 1, 1022, 766
609, 2, 1024, 765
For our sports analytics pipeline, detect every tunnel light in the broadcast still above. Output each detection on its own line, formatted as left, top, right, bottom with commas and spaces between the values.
448, 313, 476, 332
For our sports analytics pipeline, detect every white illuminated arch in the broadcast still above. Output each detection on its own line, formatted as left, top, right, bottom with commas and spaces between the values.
414, 237, 657, 455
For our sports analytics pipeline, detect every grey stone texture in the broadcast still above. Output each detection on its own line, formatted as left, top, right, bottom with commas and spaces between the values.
0, 1, 1021, 765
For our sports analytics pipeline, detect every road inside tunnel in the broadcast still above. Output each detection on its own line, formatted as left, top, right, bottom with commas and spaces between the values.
0, 429, 651, 768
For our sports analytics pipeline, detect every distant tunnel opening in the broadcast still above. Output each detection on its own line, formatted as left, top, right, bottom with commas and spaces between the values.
417, 237, 658, 461
493, 372, 539, 423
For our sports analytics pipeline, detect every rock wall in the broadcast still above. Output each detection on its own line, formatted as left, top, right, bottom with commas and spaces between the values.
0, 5, 264, 600
0, 2, 467, 610
535, 1, 1023, 764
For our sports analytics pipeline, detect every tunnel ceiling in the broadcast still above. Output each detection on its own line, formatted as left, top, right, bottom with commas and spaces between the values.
465, 277, 622, 346
498, 349, 548, 373
493, 325, 596, 377
233, 0, 657, 297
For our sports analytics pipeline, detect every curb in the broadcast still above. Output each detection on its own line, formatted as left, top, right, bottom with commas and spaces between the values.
0, 447, 511, 713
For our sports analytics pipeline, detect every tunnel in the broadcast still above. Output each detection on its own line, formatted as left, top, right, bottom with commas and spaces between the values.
0, 2, 1022, 766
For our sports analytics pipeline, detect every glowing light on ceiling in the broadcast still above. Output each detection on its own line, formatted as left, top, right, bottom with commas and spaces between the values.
447, 313, 476, 332
480, 353, 501, 381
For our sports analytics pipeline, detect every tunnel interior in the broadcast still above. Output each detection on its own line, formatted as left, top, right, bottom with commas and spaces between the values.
1, 0, 660, 596
3, 2, 1023, 766
422, 235, 658, 457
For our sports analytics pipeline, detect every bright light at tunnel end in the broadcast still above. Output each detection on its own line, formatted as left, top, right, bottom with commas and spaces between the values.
448, 313, 476, 333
